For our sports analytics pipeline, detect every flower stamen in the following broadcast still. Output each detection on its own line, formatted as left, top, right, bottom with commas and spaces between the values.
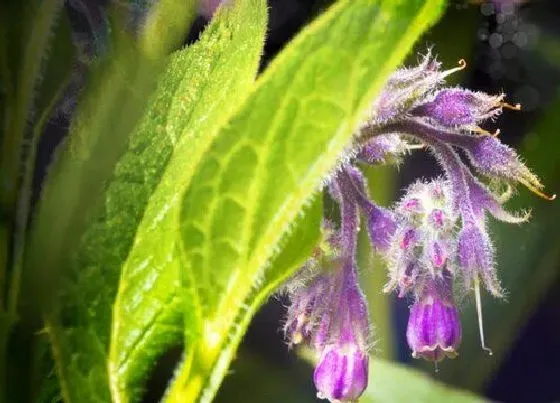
470, 126, 500, 137
518, 178, 557, 201
474, 276, 493, 356
500, 101, 521, 111
446, 58, 467, 75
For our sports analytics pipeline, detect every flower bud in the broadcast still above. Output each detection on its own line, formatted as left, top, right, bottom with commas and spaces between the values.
429, 240, 446, 268
284, 275, 332, 346
311, 273, 370, 402
457, 224, 502, 297
400, 228, 418, 250
411, 88, 503, 127
465, 171, 530, 223
364, 203, 396, 252
314, 344, 369, 402
464, 136, 553, 200
429, 209, 445, 228
406, 277, 461, 361
358, 134, 406, 165
369, 52, 465, 123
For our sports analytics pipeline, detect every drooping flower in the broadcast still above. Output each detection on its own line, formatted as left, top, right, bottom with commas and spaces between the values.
406, 273, 461, 362
284, 169, 374, 402
282, 49, 553, 400
313, 271, 370, 402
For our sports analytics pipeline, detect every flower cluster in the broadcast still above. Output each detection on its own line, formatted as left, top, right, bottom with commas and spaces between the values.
282, 50, 554, 402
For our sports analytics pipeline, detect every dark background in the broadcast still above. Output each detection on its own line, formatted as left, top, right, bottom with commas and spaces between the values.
51, 1, 560, 402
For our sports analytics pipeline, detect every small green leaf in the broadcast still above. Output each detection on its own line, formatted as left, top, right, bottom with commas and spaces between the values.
167, 0, 445, 401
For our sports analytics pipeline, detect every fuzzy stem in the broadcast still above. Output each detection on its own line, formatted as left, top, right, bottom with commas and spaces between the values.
335, 168, 360, 263
359, 118, 477, 225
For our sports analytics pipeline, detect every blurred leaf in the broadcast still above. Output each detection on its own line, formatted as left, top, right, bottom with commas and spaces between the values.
166, 0, 446, 401
215, 349, 314, 403
22, 4, 206, 403
105, 1, 267, 401
0, 0, 64, 211
437, 93, 560, 390
141, 0, 197, 57
217, 349, 485, 403
32, 11, 76, 122
364, 359, 486, 403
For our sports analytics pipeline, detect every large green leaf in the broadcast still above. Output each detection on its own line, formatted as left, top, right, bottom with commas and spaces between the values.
19, 5, 212, 403
436, 92, 560, 391
107, 2, 268, 401
165, 0, 446, 401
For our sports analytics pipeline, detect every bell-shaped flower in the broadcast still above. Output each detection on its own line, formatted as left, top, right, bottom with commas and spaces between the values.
313, 274, 370, 403
406, 274, 462, 361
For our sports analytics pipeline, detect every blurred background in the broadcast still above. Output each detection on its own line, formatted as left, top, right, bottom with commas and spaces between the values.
48, 0, 560, 402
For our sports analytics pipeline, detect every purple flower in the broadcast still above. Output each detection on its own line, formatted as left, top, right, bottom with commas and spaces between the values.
464, 135, 555, 200
411, 88, 509, 128
313, 276, 370, 402
385, 180, 457, 295
284, 171, 371, 402
357, 134, 407, 164
314, 344, 369, 402
284, 274, 333, 347
369, 51, 466, 123
281, 50, 553, 400
465, 171, 530, 223
406, 275, 461, 362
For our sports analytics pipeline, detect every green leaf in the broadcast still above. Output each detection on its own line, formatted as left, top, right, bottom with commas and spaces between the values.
0, 0, 64, 211
21, 5, 201, 403
436, 92, 560, 391
363, 359, 486, 403
167, 0, 445, 400
107, 2, 268, 401
141, 0, 197, 57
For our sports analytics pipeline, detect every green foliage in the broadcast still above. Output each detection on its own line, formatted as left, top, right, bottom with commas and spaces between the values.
109, 1, 268, 400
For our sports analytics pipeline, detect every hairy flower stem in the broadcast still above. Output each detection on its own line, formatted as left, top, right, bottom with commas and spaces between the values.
358, 119, 476, 225
336, 169, 360, 261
